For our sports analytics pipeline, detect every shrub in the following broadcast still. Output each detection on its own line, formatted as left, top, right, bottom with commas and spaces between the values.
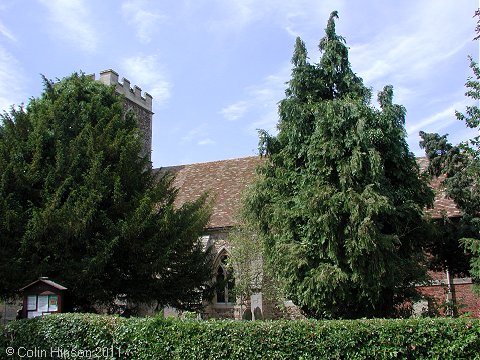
2, 314, 480, 359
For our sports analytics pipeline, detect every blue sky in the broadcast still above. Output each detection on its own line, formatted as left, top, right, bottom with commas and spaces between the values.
0, 1, 478, 168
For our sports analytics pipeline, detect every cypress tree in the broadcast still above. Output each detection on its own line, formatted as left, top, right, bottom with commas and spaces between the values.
244, 12, 433, 318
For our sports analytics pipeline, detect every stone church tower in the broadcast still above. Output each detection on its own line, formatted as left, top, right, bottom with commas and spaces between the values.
96, 69, 153, 163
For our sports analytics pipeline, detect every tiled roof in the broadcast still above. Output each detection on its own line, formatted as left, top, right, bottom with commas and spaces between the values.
155, 156, 461, 229
416, 157, 462, 218
156, 157, 264, 229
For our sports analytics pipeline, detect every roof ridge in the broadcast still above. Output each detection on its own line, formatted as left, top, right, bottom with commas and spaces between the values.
154, 155, 261, 170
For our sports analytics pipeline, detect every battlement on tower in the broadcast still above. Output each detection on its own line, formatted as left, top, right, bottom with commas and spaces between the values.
95, 69, 153, 113
93, 69, 153, 163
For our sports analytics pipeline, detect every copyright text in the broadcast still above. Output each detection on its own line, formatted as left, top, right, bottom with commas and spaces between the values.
5, 346, 122, 358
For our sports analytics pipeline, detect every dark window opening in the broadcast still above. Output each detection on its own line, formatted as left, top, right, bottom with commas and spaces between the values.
215, 254, 235, 304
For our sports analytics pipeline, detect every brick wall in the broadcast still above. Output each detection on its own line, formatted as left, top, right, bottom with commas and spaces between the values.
417, 274, 480, 317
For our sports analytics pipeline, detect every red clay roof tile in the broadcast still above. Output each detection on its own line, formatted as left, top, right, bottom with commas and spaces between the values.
155, 156, 461, 229
156, 157, 264, 229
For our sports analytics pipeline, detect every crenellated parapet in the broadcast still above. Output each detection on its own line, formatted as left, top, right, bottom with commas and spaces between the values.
97, 69, 153, 113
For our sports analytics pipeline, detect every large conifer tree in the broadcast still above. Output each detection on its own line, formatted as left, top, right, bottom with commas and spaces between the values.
243, 12, 434, 318
0, 73, 212, 312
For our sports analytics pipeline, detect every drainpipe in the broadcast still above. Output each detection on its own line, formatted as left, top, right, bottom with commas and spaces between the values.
445, 267, 456, 316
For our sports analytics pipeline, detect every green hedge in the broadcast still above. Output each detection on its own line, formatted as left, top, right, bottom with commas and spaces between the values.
2, 314, 480, 359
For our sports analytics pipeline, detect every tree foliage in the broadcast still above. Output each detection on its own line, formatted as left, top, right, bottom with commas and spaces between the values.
0, 73, 212, 311
423, 215, 472, 278
243, 12, 434, 319
419, 55, 480, 289
227, 227, 263, 306
228, 224, 286, 319
475, 8, 480, 41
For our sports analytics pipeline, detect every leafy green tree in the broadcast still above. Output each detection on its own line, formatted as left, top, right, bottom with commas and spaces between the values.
243, 12, 434, 319
228, 225, 286, 319
419, 11, 480, 290
0, 73, 212, 312
228, 227, 262, 310
419, 56, 480, 291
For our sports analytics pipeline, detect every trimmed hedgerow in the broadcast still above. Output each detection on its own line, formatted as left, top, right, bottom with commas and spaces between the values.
2, 314, 480, 359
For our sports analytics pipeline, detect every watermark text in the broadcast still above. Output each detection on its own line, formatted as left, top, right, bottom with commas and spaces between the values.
5, 346, 122, 358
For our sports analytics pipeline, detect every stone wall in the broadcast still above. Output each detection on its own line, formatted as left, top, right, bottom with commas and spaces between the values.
200, 228, 306, 320
96, 69, 153, 163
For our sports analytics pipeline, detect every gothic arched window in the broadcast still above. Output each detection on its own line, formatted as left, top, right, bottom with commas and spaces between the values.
215, 254, 235, 303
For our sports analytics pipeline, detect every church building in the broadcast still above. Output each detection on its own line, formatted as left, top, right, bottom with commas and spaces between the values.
98, 70, 480, 319
2, 69, 477, 325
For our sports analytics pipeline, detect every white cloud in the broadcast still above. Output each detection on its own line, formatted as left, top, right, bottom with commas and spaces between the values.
207, 0, 257, 32
249, 107, 279, 134
121, 55, 171, 107
0, 48, 27, 112
122, 0, 166, 43
198, 138, 215, 146
349, 2, 474, 89
344, 1, 477, 151
206, 0, 343, 37
406, 99, 471, 136
247, 72, 287, 101
220, 64, 289, 133
275, 0, 346, 39
38, 0, 98, 52
219, 101, 248, 121
0, 21, 16, 42
180, 123, 208, 144
351, 36, 470, 88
